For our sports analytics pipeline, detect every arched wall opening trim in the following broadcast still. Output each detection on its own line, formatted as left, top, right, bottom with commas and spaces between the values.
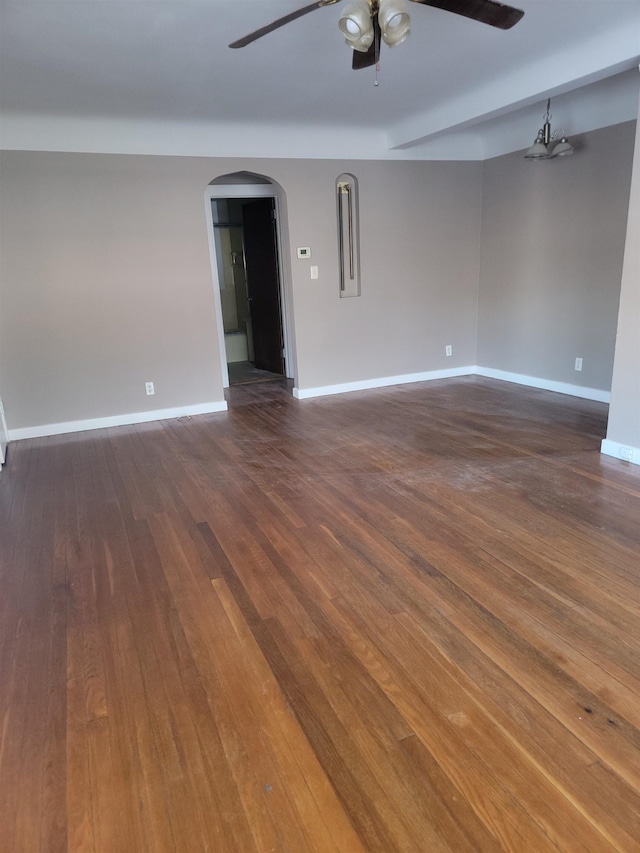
204, 173, 295, 389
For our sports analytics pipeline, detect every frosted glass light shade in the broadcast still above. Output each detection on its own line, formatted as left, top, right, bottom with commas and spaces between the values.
550, 137, 574, 157
524, 130, 550, 160
379, 0, 411, 47
339, 1, 374, 51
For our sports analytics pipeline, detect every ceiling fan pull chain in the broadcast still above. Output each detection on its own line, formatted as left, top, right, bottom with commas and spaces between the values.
374, 63, 380, 86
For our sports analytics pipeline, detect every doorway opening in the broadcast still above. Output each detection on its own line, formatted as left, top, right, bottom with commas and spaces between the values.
205, 175, 294, 389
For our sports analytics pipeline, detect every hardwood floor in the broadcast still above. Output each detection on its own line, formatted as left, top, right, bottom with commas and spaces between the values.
1, 376, 639, 852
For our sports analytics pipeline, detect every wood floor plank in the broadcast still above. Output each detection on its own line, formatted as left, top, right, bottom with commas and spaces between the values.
1, 376, 640, 851
212, 577, 367, 853
40, 442, 71, 850
263, 615, 420, 852
148, 513, 297, 852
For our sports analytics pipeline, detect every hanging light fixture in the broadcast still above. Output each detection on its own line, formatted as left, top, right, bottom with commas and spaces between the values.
524, 99, 574, 160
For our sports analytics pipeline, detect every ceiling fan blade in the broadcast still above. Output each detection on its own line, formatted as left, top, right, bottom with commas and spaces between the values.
410, 0, 524, 30
229, 0, 340, 49
352, 14, 381, 70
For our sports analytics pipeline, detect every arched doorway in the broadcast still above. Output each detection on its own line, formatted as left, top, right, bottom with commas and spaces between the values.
204, 172, 295, 388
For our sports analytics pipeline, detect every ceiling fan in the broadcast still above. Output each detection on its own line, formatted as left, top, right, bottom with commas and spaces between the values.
229, 0, 524, 71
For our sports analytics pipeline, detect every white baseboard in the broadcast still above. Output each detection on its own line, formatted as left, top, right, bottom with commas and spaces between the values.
6, 365, 613, 441
293, 366, 474, 400
8, 400, 228, 441
474, 367, 611, 403
293, 365, 611, 403
600, 439, 640, 466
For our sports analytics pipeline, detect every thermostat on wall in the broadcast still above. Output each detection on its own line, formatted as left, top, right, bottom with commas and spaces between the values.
297, 247, 311, 259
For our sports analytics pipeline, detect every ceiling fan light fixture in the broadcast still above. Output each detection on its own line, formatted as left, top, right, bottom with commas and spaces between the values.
228, 0, 524, 70
338, 0, 374, 51
379, 0, 411, 47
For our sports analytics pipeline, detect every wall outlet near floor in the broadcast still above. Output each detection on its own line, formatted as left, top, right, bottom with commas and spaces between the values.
574, 357, 583, 371
445, 345, 453, 357
620, 446, 634, 462
145, 381, 155, 396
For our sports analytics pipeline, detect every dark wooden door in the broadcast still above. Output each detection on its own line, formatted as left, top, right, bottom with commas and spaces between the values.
242, 199, 285, 375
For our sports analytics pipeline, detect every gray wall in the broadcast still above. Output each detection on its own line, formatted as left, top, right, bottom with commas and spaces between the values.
1, 125, 635, 437
606, 95, 640, 452
0, 152, 483, 431
477, 121, 636, 392
0, 153, 224, 430
282, 159, 482, 390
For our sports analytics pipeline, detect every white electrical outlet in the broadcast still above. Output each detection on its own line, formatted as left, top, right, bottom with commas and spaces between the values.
574, 357, 583, 372
445, 345, 453, 357
145, 381, 155, 396
620, 447, 634, 462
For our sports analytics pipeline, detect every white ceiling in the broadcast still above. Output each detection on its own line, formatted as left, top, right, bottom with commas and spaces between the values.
1, 0, 639, 159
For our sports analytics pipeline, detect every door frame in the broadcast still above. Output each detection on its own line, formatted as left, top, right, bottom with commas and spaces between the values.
204, 183, 294, 389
